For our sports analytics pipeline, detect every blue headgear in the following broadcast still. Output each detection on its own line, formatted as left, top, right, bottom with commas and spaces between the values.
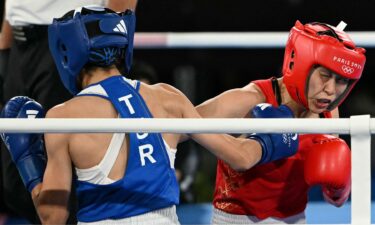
48, 6, 136, 94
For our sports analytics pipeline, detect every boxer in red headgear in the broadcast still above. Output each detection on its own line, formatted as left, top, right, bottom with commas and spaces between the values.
197, 20, 366, 224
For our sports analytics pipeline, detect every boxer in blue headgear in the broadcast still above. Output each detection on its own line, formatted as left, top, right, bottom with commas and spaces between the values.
48, 6, 135, 94
0, 5, 298, 225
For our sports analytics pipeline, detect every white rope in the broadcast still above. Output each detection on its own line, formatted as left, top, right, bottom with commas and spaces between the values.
1, 118, 374, 133
134, 32, 375, 48
0, 115, 373, 225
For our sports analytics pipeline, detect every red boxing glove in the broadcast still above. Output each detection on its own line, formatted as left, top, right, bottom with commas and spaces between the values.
304, 134, 351, 207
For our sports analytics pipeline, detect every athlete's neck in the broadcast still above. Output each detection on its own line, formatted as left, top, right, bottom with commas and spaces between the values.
82, 67, 122, 88
278, 78, 310, 118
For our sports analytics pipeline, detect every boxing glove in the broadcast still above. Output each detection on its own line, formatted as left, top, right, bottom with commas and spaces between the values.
248, 103, 299, 164
304, 134, 351, 207
0, 96, 46, 192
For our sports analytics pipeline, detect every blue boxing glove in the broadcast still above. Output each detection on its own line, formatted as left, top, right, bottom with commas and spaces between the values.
0, 96, 46, 192
248, 103, 299, 164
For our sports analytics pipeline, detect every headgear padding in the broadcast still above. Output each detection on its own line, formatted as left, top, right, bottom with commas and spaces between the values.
48, 6, 136, 95
282, 21, 366, 111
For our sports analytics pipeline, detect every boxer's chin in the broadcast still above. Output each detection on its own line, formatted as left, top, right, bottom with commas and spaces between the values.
308, 99, 330, 114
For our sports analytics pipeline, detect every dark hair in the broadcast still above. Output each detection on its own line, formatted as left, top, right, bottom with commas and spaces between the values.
76, 64, 118, 91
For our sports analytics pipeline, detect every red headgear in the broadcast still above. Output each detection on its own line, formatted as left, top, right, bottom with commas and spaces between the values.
282, 21, 366, 111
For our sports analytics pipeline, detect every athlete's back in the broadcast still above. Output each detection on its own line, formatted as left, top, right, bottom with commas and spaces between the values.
47, 78, 185, 182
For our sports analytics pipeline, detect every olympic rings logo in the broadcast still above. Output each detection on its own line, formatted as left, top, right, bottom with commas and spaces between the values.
342, 65, 354, 74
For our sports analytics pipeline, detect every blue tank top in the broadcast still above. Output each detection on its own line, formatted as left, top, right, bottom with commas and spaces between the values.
75, 75, 179, 222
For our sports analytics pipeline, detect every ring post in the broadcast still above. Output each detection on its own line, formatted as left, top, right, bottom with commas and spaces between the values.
350, 115, 371, 225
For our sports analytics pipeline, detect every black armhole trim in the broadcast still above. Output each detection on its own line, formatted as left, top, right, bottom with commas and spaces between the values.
271, 77, 282, 106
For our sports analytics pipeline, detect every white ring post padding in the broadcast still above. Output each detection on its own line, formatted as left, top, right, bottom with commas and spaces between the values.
134, 32, 375, 48
350, 115, 371, 225
0, 118, 364, 133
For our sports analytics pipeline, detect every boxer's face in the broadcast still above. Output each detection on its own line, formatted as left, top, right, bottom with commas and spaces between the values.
307, 66, 350, 113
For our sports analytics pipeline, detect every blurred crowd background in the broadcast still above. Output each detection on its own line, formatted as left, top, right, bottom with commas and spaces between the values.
0, 0, 374, 210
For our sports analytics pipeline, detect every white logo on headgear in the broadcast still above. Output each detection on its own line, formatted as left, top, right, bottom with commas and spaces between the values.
113, 20, 127, 34
341, 65, 354, 74
333, 56, 362, 70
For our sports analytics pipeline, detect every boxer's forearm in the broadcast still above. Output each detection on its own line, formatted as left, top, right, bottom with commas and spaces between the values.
192, 133, 262, 171
32, 184, 70, 225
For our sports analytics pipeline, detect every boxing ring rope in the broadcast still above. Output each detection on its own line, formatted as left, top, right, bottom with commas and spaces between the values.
0, 117, 373, 134
0, 115, 373, 224
134, 32, 375, 48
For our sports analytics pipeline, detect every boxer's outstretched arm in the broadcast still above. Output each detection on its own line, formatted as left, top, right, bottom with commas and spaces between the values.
158, 84, 263, 171
32, 109, 72, 224
196, 83, 265, 118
